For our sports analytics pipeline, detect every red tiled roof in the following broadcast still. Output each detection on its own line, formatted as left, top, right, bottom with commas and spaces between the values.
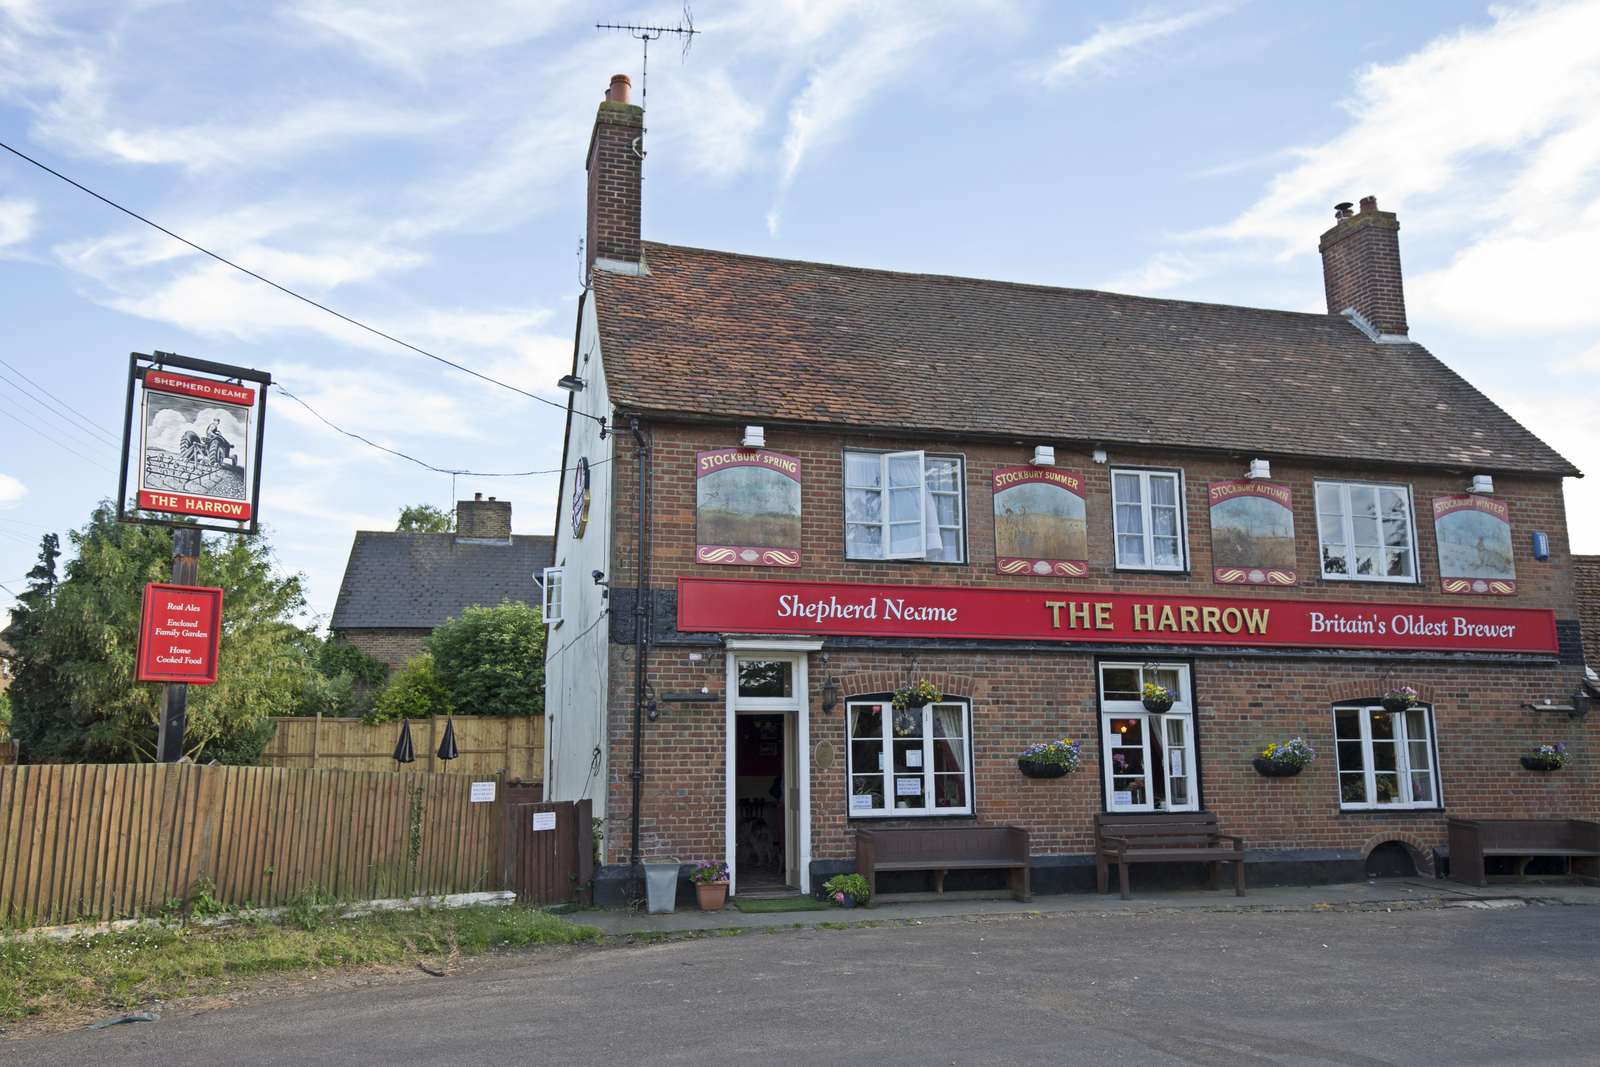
592, 243, 1578, 476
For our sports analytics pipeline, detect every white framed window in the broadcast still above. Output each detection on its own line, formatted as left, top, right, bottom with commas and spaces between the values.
843, 451, 964, 562
1098, 662, 1198, 813
1111, 469, 1185, 570
1334, 704, 1439, 809
1315, 481, 1417, 582
846, 699, 972, 817
541, 566, 563, 625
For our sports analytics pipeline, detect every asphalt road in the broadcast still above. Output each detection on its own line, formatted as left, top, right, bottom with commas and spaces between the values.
22, 904, 1599, 1065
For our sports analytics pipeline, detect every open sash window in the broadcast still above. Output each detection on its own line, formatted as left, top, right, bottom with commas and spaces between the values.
846, 699, 972, 817
844, 451, 964, 562
541, 566, 563, 625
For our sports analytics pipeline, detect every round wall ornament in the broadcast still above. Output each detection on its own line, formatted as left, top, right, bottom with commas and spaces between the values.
814, 740, 835, 770
571, 457, 591, 538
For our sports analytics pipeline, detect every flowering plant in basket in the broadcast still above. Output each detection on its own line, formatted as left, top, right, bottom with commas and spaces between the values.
1259, 738, 1318, 769
690, 860, 730, 884
1523, 742, 1571, 771
1142, 682, 1174, 712
1382, 687, 1419, 712
892, 680, 942, 711
1017, 739, 1082, 771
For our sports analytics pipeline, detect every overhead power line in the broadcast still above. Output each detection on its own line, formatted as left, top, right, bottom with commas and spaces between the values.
0, 399, 118, 473
0, 140, 597, 424
0, 356, 122, 446
274, 384, 605, 479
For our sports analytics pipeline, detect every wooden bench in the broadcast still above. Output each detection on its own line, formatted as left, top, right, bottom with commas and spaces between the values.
1447, 818, 1600, 887
1095, 812, 1246, 901
854, 826, 1030, 905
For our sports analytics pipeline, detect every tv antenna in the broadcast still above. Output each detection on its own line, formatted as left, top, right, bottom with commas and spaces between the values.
596, 6, 699, 107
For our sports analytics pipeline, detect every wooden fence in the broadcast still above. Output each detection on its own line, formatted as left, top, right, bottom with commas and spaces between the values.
260, 714, 543, 781
0, 763, 505, 926
502, 798, 593, 906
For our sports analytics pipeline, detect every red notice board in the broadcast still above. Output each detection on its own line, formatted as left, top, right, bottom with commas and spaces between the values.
137, 583, 224, 684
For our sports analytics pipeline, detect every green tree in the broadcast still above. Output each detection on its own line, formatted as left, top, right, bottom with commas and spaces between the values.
2, 503, 320, 764
396, 504, 453, 532
305, 634, 389, 718
1, 532, 66, 755
363, 653, 454, 724
428, 600, 545, 718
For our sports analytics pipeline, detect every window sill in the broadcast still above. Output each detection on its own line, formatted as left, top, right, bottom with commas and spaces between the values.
1316, 576, 1421, 586
844, 558, 971, 567
1337, 806, 1445, 815
1112, 567, 1191, 577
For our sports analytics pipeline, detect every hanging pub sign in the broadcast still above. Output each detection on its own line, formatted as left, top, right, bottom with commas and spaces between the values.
1208, 480, 1297, 586
992, 466, 1088, 577
118, 351, 270, 536
135, 582, 224, 684
1433, 495, 1517, 595
676, 577, 1559, 655
693, 447, 803, 567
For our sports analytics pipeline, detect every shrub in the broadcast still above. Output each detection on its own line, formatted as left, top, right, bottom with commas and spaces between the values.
363, 655, 454, 724
823, 873, 870, 904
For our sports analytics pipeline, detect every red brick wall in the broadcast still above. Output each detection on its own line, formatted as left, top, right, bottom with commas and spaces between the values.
586, 101, 643, 275
599, 420, 1586, 870
341, 627, 429, 675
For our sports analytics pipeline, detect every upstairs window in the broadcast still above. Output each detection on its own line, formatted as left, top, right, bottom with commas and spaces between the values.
844, 451, 965, 562
1316, 481, 1416, 582
541, 567, 563, 625
1112, 469, 1185, 571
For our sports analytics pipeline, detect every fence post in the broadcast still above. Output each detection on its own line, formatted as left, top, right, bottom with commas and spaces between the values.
429, 714, 437, 774
503, 721, 514, 777
311, 712, 322, 769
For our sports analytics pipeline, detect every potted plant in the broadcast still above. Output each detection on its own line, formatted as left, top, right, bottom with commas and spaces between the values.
690, 860, 730, 910
823, 873, 870, 908
1253, 737, 1317, 777
1381, 686, 1419, 713
1521, 742, 1570, 772
892, 680, 942, 711
1016, 739, 1082, 779
1142, 682, 1173, 713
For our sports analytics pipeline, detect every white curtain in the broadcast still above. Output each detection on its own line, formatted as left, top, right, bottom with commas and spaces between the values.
922, 482, 943, 559
935, 705, 965, 772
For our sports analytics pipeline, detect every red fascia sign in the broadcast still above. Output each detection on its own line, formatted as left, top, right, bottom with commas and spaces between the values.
676, 577, 1559, 655
136, 583, 224, 684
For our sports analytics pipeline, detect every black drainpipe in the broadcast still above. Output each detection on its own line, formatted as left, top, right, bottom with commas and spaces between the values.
628, 417, 650, 895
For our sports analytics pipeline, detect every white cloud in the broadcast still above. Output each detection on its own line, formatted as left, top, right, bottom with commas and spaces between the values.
0, 472, 26, 507
1029, 4, 1235, 88
287, 0, 577, 72
0, 196, 34, 246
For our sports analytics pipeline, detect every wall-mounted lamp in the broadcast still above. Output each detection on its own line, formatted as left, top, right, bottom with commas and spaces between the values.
820, 676, 840, 714
1521, 692, 1590, 720
556, 374, 587, 392
742, 425, 765, 448
1031, 445, 1055, 466
1248, 458, 1271, 480
1470, 474, 1494, 494
1092, 448, 1108, 465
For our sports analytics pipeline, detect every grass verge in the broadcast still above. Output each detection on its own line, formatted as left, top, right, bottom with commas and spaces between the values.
732, 897, 829, 914
0, 904, 601, 1025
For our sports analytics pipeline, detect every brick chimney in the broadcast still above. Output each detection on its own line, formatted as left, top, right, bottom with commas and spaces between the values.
586, 74, 645, 280
455, 495, 511, 542
1318, 195, 1409, 342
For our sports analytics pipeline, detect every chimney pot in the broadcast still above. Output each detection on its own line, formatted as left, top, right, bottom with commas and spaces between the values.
475, 493, 483, 501
606, 74, 632, 104
1359, 195, 1378, 213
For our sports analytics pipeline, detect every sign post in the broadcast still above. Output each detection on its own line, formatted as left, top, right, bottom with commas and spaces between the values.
119, 350, 268, 761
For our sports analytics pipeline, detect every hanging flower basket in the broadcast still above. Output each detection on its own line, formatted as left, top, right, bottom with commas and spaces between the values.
892, 680, 942, 711
1253, 757, 1303, 777
1015, 740, 1081, 779
1521, 743, 1569, 772
1381, 687, 1419, 713
1142, 683, 1173, 713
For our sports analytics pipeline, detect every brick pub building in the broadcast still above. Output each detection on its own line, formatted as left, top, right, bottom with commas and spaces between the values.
543, 75, 1593, 904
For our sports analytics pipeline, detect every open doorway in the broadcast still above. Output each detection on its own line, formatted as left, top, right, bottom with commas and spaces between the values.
735, 713, 788, 890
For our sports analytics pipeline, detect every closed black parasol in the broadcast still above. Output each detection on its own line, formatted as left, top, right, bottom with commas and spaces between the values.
436, 718, 459, 761
393, 717, 416, 764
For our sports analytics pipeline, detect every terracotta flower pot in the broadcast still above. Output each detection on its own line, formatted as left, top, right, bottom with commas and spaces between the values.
695, 881, 728, 911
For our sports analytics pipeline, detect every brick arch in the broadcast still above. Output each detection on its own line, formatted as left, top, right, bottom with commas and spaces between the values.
835, 671, 974, 701
1358, 830, 1436, 877
1325, 679, 1438, 705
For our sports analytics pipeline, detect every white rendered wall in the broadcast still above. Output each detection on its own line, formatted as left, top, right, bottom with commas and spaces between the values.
543, 294, 615, 824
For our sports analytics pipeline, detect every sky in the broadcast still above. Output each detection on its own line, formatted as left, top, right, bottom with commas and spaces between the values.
2, 0, 1598, 625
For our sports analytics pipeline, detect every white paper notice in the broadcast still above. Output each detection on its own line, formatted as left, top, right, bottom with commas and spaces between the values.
531, 811, 557, 831
1170, 751, 1184, 776
470, 781, 496, 803
1112, 791, 1133, 807
896, 777, 922, 796
905, 750, 923, 767
850, 794, 874, 811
